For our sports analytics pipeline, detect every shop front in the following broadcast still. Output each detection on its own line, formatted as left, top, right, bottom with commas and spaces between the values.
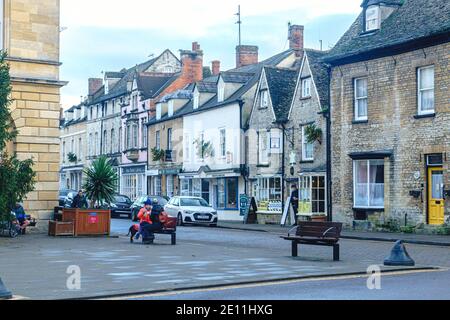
120, 165, 146, 201
249, 176, 283, 224
179, 168, 244, 221
298, 173, 327, 219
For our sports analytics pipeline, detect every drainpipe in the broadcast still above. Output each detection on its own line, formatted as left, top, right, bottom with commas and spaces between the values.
326, 67, 333, 222
281, 122, 286, 212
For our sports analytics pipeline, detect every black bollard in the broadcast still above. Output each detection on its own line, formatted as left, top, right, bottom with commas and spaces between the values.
384, 240, 415, 266
0, 277, 12, 300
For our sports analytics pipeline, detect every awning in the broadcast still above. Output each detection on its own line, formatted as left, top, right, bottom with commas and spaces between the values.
348, 150, 393, 160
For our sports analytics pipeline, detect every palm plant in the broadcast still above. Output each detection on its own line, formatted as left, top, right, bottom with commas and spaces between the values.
83, 156, 118, 209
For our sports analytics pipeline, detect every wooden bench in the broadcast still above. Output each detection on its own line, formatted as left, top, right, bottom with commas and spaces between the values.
281, 221, 343, 261
153, 228, 177, 245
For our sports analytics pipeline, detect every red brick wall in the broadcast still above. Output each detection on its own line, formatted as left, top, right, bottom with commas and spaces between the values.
236, 45, 258, 68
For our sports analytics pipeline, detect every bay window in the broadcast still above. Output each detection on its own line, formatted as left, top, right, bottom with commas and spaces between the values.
418, 66, 435, 115
354, 160, 385, 208
354, 77, 368, 121
254, 177, 282, 212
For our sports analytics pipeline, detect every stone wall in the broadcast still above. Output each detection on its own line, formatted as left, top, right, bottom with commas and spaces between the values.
330, 42, 450, 226
6, 0, 63, 220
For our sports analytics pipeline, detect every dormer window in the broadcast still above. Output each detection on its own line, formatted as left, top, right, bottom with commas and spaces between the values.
168, 100, 174, 117
193, 90, 200, 109
156, 104, 162, 120
365, 5, 380, 32
259, 90, 269, 109
217, 78, 225, 102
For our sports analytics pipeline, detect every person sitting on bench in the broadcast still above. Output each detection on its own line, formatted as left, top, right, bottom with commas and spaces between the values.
12, 203, 30, 234
137, 198, 164, 244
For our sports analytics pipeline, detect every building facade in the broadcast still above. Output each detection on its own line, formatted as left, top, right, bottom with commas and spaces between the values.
286, 49, 330, 220
60, 103, 87, 191
325, 0, 450, 227
4, 0, 65, 220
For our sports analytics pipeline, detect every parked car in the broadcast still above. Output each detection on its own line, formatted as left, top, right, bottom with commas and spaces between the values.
131, 195, 170, 221
164, 196, 218, 227
110, 195, 133, 219
63, 191, 78, 208
59, 189, 76, 207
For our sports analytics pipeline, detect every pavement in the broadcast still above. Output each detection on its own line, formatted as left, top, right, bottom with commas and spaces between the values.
217, 222, 450, 246
0, 218, 449, 300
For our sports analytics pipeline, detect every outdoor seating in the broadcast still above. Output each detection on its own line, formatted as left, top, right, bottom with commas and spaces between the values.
281, 221, 343, 261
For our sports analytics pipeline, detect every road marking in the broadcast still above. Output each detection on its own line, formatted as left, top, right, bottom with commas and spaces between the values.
103, 267, 447, 300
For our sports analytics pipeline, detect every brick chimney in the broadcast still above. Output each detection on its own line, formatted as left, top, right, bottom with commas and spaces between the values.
179, 42, 204, 85
211, 60, 221, 76
288, 24, 304, 57
88, 78, 103, 96
236, 45, 258, 68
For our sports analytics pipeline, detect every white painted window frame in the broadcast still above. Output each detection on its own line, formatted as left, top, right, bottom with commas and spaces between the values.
365, 5, 381, 32
301, 78, 311, 98
417, 65, 435, 116
354, 77, 368, 121
301, 126, 314, 161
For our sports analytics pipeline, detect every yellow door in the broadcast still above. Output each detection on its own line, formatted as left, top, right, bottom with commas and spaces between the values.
428, 167, 445, 225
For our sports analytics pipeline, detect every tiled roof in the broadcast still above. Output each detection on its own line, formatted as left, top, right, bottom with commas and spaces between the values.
221, 72, 255, 84
147, 49, 297, 125
305, 49, 330, 109
264, 67, 298, 122
324, 0, 450, 64
137, 73, 179, 100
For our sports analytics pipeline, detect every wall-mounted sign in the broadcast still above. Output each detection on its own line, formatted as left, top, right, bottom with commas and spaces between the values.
122, 165, 146, 175
414, 171, 421, 180
88, 213, 98, 224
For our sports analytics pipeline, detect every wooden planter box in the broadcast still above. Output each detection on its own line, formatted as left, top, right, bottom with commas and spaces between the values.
48, 221, 74, 237
62, 208, 111, 237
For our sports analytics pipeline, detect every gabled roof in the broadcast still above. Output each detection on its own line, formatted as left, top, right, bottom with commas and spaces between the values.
304, 49, 330, 109
147, 49, 298, 126
264, 67, 298, 122
324, 0, 450, 64
137, 73, 179, 100
89, 49, 180, 104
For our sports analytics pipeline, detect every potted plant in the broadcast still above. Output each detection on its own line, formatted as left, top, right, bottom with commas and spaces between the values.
305, 124, 323, 145
151, 147, 165, 163
60, 156, 117, 237
67, 152, 77, 163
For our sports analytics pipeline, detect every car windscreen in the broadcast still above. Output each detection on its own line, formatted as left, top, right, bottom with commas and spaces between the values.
115, 196, 130, 203
180, 198, 209, 207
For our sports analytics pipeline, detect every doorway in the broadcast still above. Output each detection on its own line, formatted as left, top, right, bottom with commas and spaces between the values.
428, 167, 444, 225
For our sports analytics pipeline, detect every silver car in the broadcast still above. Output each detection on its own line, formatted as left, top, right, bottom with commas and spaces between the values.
165, 196, 218, 227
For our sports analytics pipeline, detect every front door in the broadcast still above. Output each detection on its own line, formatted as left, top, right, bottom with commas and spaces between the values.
202, 180, 210, 204
428, 167, 445, 225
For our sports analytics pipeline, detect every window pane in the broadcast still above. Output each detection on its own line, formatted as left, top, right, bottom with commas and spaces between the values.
431, 172, 444, 199
356, 78, 367, 98
357, 98, 368, 118
218, 179, 225, 208
355, 161, 368, 207
420, 67, 434, 89
421, 89, 434, 112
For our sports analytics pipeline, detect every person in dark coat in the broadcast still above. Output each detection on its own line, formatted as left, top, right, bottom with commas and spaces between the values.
71, 190, 88, 209
290, 184, 299, 226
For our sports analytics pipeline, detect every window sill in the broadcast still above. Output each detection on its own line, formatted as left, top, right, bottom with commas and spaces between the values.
257, 164, 270, 168
300, 96, 312, 101
300, 160, 314, 164
353, 207, 385, 212
352, 120, 368, 124
414, 113, 435, 119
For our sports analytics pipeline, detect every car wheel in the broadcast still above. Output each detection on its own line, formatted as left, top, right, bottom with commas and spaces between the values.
177, 213, 184, 226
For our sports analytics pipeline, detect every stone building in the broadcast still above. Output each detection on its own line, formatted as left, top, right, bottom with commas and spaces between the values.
285, 49, 330, 220
4, 0, 66, 220
324, 0, 450, 227
85, 49, 182, 194
247, 66, 298, 221
60, 103, 87, 191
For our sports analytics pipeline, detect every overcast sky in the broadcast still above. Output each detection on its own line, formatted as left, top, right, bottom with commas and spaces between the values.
60, 0, 363, 108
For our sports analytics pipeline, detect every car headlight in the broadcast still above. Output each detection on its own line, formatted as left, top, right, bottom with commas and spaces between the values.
184, 210, 195, 215
110, 203, 118, 208
212, 211, 218, 215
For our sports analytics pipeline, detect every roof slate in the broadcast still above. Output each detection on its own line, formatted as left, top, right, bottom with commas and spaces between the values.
264, 67, 298, 122
304, 49, 330, 109
325, 0, 450, 64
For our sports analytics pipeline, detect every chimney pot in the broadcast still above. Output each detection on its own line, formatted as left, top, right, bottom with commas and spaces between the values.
236, 45, 259, 68
288, 24, 304, 57
88, 78, 103, 96
211, 60, 221, 76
